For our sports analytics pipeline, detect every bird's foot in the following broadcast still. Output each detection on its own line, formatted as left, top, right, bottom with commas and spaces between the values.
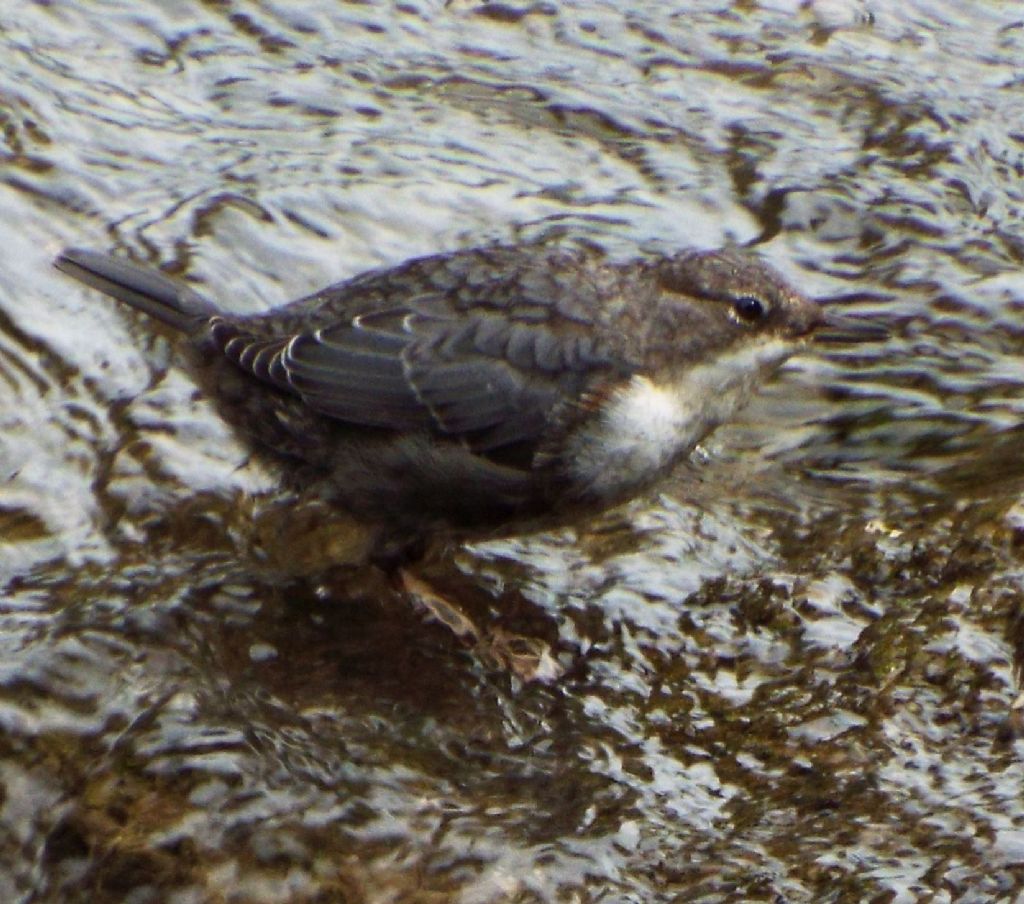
399, 568, 564, 683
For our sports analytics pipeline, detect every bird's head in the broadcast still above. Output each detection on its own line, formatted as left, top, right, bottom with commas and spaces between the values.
646, 248, 819, 364
643, 247, 880, 380
620, 247, 884, 440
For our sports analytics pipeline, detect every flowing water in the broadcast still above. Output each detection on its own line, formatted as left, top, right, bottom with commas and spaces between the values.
2, 1, 1024, 901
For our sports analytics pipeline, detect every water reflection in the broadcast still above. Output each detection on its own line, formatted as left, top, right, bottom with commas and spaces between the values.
2, 0, 1024, 901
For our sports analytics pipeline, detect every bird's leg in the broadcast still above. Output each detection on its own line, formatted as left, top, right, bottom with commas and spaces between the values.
398, 569, 482, 644
397, 552, 564, 683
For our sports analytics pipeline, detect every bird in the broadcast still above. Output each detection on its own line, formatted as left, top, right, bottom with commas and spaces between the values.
54, 241, 873, 567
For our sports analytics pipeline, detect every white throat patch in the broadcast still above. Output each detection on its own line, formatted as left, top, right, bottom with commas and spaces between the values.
565, 335, 796, 500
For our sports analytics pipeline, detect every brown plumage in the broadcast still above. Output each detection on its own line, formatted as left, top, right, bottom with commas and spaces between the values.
55, 242, 860, 561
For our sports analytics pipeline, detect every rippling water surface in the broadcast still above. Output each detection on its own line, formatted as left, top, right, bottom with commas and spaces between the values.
3, 1, 1024, 901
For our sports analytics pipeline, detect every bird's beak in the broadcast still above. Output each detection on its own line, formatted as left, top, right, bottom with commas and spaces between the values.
813, 310, 889, 344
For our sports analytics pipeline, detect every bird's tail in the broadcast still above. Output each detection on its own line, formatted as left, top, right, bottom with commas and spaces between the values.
55, 249, 217, 332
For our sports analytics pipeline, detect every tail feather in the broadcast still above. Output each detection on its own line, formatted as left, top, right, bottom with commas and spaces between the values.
55, 249, 217, 332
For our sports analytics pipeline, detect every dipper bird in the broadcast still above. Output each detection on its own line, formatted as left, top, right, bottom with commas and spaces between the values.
54, 242, 869, 562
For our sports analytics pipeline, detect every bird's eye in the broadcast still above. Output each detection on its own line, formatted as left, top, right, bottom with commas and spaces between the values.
733, 295, 767, 323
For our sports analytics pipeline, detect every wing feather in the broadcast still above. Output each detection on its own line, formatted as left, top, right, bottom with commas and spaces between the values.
282, 328, 430, 428
210, 276, 623, 454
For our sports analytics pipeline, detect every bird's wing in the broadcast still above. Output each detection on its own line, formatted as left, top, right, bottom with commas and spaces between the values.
210, 300, 619, 452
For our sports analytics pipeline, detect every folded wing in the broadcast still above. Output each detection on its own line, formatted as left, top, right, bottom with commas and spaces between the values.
212, 298, 618, 453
